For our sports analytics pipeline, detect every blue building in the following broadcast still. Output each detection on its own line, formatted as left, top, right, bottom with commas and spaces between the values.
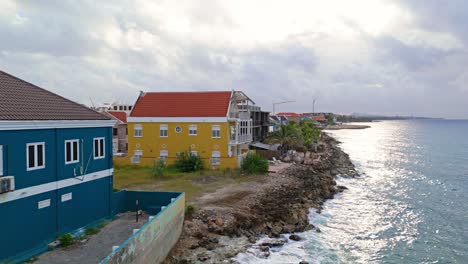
0, 71, 116, 262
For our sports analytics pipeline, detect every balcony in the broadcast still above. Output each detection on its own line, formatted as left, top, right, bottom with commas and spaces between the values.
229, 111, 250, 120
229, 133, 253, 145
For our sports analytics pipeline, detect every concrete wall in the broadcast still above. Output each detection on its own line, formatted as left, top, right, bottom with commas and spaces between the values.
102, 191, 185, 264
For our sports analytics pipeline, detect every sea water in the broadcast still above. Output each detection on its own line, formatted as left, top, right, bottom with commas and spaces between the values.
236, 120, 468, 264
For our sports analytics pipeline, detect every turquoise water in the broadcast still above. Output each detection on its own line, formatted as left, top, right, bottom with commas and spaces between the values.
236, 120, 468, 264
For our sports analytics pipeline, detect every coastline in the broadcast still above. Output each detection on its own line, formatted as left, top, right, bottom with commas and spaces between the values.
164, 133, 357, 264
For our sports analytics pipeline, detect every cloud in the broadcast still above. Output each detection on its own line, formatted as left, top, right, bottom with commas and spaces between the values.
0, 0, 467, 118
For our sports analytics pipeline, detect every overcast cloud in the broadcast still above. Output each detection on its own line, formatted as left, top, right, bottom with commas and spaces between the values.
0, 0, 467, 118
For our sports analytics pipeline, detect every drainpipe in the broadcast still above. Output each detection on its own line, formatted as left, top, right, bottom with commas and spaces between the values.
54, 128, 60, 235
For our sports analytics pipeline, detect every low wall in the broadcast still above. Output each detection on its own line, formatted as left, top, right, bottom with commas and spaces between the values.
102, 191, 185, 264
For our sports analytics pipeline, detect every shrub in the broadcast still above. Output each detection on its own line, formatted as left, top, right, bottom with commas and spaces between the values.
241, 153, 269, 174
84, 227, 100, 236
174, 151, 204, 172
58, 233, 74, 247
186, 204, 196, 214
152, 159, 167, 177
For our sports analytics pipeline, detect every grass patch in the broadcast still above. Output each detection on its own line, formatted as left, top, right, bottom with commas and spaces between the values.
113, 165, 263, 202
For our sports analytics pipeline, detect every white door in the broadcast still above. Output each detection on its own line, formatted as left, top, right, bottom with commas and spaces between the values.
0, 145, 3, 176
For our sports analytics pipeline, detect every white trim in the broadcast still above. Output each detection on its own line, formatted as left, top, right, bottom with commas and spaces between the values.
128, 117, 228, 123
93, 137, 106, 160
188, 125, 198, 136
0, 145, 3, 176
212, 125, 221, 139
26, 142, 46, 171
160, 124, 168, 138
0, 120, 116, 131
65, 139, 80, 165
0, 168, 113, 204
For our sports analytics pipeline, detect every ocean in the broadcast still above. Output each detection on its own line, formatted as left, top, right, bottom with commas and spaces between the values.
236, 120, 468, 264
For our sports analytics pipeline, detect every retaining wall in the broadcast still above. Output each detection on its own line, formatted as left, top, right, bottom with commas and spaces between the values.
101, 191, 185, 264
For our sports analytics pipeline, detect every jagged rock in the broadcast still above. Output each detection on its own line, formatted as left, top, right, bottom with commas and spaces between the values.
197, 253, 210, 262
289, 234, 302, 241
261, 238, 287, 247
299, 261, 309, 264
248, 236, 257, 243
215, 218, 223, 226
316, 228, 321, 233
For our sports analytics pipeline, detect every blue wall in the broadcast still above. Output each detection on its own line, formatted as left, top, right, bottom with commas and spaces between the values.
0, 126, 114, 262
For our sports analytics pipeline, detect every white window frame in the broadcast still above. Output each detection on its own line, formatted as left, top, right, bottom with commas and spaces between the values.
190, 150, 198, 156
212, 125, 221, 139
64, 139, 80, 165
211, 151, 221, 165
189, 125, 198, 136
26, 142, 46, 171
134, 124, 142, 137
93, 137, 105, 160
160, 150, 168, 161
0, 145, 3, 176
160, 124, 168, 138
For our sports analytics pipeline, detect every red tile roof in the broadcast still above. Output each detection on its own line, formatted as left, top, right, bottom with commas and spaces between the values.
107, 111, 127, 123
312, 115, 327, 122
0, 70, 110, 120
130, 91, 232, 117
275, 112, 301, 119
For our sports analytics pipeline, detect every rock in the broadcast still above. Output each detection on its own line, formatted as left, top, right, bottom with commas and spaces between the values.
258, 246, 270, 252
215, 218, 223, 226
205, 243, 216, 250
248, 236, 257, 243
261, 238, 287, 247
299, 261, 309, 264
197, 253, 210, 262
289, 234, 302, 241
316, 228, 321, 233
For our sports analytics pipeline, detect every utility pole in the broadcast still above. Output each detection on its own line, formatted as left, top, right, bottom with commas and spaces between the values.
272, 100, 295, 115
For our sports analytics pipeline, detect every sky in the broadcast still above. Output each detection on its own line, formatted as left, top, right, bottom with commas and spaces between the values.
0, 0, 467, 119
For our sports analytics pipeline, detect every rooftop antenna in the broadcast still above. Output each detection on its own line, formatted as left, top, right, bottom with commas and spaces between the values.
89, 96, 96, 109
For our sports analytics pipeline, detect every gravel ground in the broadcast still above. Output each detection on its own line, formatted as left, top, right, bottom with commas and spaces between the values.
34, 212, 148, 264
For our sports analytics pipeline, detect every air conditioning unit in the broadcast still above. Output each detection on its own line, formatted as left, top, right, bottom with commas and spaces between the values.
0, 176, 15, 194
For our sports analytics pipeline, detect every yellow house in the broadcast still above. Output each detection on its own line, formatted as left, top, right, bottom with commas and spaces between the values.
125, 91, 255, 169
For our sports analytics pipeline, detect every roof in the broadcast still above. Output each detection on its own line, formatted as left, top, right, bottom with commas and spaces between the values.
276, 112, 301, 119
312, 115, 327, 122
130, 91, 232, 117
251, 142, 280, 151
0, 71, 110, 121
107, 111, 127, 123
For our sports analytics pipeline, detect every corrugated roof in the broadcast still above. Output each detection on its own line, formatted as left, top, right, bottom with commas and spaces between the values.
107, 111, 127, 123
130, 91, 232, 117
0, 70, 110, 121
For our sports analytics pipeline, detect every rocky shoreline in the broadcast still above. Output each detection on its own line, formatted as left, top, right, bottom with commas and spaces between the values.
164, 133, 357, 264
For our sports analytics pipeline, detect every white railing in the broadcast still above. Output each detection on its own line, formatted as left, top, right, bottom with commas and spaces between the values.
229, 134, 252, 144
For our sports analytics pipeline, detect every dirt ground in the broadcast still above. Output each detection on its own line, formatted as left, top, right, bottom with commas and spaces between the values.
34, 213, 148, 264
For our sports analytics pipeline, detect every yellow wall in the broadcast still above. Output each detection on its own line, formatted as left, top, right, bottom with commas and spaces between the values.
126, 122, 241, 169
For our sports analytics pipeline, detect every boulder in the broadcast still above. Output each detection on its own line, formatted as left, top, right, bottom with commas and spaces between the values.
289, 234, 302, 241
261, 238, 287, 247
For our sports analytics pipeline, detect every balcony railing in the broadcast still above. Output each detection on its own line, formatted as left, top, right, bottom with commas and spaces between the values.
229, 133, 253, 144
228, 111, 250, 120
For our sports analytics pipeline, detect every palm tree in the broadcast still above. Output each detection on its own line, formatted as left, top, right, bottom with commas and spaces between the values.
266, 123, 302, 153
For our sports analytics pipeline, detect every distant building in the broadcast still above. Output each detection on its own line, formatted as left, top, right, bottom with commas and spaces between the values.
0, 71, 115, 262
125, 91, 261, 168
103, 111, 128, 154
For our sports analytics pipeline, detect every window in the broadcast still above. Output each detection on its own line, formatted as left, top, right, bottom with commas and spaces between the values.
113, 106, 118, 110
0, 145, 3, 176
160, 125, 168, 137
189, 125, 198, 136
27, 142, 45, 171
160, 150, 168, 161
134, 124, 142, 137
65, 139, 80, 164
113, 128, 118, 136
119, 106, 123, 111
93, 138, 105, 159
211, 151, 221, 165
190, 151, 198, 156
129, 106, 132, 110
212, 125, 221, 138
175, 126, 182, 133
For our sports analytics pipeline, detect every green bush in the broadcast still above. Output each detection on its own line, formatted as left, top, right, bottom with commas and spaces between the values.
84, 227, 100, 236
174, 151, 204, 172
241, 153, 269, 174
58, 233, 74, 247
152, 159, 167, 177
186, 204, 196, 214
